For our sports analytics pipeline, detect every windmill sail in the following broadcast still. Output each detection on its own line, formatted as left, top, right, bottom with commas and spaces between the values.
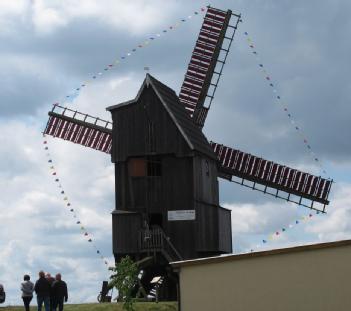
211, 142, 332, 212
179, 6, 241, 128
44, 105, 112, 153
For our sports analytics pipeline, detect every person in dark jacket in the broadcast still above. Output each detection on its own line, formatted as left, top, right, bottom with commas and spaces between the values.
46, 273, 55, 311
21, 275, 34, 311
51, 273, 68, 311
34, 271, 51, 311
0, 283, 5, 304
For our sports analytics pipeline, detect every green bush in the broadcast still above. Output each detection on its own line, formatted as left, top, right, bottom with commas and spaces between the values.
109, 256, 139, 311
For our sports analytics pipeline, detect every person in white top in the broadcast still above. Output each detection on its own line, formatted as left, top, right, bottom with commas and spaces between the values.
21, 275, 34, 311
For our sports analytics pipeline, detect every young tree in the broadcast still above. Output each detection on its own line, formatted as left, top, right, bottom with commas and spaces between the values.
110, 256, 139, 311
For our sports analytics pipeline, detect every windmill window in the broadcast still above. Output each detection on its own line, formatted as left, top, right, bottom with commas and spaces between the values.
128, 158, 146, 177
129, 157, 161, 177
147, 158, 162, 176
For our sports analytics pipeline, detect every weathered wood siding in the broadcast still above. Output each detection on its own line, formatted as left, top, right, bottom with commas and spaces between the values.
218, 207, 232, 253
196, 201, 219, 252
193, 156, 219, 205
111, 86, 191, 162
112, 211, 141, 257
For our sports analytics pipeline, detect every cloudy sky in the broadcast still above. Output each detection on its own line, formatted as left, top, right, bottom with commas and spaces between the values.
1, 0, 351, 306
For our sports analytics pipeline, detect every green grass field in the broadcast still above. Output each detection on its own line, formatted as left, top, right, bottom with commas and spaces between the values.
0, 302, 178, 311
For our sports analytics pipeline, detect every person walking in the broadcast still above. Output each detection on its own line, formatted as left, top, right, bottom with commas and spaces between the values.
21, 275, 34, 311
51, 273, 68, 311
34, 271, 51, 311
46, 273, 55, 311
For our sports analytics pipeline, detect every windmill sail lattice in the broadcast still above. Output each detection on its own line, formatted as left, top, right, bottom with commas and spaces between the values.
43, 6, 332, 212
179, 6, 241, 127
43, 105, 332, 212
44, 105, 112, 153
211, 142, 332, 212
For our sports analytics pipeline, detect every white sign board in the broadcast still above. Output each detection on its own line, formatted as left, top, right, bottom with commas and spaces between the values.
168, 210, 196, 221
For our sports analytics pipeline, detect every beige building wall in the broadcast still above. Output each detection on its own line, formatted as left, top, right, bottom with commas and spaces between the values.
173, 241, 351, 311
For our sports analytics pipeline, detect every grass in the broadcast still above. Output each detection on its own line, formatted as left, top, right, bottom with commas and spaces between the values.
0, 302, 178, 311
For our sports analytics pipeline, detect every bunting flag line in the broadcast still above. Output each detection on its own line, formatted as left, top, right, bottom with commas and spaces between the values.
243, 31, 329, 178
248, 210, 322, 253
53, 7, 206, 108
43, 137, 112, 270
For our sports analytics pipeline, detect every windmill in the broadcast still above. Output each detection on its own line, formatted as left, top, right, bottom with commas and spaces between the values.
43, 6, 332, 300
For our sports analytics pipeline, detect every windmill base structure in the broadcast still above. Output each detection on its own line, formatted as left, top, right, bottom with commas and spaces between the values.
43, 6, 332, 301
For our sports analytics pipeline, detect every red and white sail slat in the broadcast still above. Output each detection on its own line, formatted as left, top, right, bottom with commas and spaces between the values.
211, 142, 332, 205
44, 109, 112, 154
179, 7, 231, 118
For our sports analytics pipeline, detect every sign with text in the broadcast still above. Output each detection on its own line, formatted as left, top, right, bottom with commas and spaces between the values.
168, 210, 196, 221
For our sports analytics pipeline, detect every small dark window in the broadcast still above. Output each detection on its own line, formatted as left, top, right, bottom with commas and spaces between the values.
147, 158, 162, 176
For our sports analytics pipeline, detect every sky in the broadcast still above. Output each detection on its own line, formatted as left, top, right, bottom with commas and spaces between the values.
1, 0, 351, 306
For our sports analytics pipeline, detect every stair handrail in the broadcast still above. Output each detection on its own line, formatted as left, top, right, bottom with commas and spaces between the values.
139, 227, 183, 261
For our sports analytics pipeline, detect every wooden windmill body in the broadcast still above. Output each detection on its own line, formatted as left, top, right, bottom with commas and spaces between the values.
107, 74, 232, 264
44, 6, 332, 300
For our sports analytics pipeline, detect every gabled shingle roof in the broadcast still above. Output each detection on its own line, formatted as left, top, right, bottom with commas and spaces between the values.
107, 74, 216, 160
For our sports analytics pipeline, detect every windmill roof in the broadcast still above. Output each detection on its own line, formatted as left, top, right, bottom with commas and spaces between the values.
107, 74, 216, 160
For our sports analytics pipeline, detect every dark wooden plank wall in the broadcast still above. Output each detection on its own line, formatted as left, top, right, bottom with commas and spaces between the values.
196, 201, 219, 252
193, 156, 220, 205
218, 207, 232, 253
112, 86, 191, 163
161, 156, 196, 259
112, 211, 141, 256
